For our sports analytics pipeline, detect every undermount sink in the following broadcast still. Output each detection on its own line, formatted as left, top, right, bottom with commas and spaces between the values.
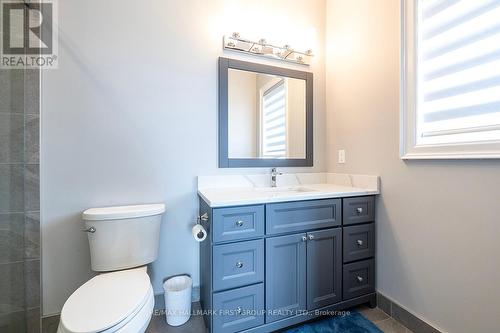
254, 186, 316, 194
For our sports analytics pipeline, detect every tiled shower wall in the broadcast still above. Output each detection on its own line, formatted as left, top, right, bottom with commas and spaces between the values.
0, 66, 41, 333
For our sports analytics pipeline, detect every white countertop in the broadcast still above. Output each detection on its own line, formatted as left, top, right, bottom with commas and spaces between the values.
198, 173, 380, 207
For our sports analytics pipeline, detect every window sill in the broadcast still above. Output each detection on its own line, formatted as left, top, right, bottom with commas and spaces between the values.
400, 151, 500, 160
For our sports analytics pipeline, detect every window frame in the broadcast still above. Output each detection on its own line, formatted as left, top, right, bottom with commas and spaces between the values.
400, 0, 500, 159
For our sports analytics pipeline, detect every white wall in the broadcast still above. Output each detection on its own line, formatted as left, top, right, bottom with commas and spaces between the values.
41, 0, 326, 315
326, 1, 500, 332
228, 70, 257, 158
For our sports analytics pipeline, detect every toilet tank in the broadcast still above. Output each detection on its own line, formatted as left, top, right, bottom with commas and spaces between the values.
82, 204, 165, 272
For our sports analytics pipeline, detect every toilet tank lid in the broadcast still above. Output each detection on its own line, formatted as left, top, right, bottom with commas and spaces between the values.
83, 203, 165, 221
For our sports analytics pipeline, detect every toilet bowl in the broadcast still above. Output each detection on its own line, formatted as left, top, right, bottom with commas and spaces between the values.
57, 204, 165, 333
58, 267, 154, 333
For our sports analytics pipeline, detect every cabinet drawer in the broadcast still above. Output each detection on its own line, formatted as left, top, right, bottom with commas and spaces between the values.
212, 205, 264, 243
343, 223, 375, 263
343, 196, 375, 225
266, 199, 341, 235
213, 283, 264, 333
213, 240, 264, 291
343, 259, 375, 300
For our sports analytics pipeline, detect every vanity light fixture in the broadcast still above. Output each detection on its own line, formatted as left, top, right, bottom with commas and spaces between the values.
223, 32, 314, 65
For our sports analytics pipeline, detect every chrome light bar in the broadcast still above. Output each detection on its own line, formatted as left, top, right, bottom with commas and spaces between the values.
223, 32, 313, 66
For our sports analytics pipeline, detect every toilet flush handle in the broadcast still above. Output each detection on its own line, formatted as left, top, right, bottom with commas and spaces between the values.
82, 227, 96, 233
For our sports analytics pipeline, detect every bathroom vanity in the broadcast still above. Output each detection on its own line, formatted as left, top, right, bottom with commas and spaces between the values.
197, 173, 379, 333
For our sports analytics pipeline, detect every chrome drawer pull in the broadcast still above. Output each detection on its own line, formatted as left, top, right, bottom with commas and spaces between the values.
236, 220, 244, 227
302, 236, 307, 242
356, 239, 363, 246
236, 261, 244, 268
357, 276, 364, 283
356, 207, 363, 214
236, 306, 242, 315
308, 234, 314, 240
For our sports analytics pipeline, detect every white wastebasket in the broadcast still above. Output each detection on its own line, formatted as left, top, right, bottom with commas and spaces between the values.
163, 275, 192, 326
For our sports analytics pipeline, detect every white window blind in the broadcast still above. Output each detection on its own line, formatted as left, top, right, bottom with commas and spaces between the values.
262, 80, 287, 158
417, 0, 500, 146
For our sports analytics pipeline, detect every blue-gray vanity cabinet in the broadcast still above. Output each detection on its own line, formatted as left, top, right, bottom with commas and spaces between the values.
306, 228, 342, 310
199, 195, 376, 333
265, 233, 307, 323
266, 199, 341, 235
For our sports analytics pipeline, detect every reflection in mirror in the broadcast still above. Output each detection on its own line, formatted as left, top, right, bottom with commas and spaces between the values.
228, 69, 306, 159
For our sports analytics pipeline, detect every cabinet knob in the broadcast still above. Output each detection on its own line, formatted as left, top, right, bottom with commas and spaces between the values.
236, 220, 244, 227
308, 234, 314, 240
357, 276, 364, 283
356, 239, 363, 246
236, 306, 242, 315
302, 236, 307, 242
236, 261, 244, 268
356, 207, 363, 214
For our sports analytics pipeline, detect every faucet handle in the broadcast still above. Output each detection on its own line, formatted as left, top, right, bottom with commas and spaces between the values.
271, 167, 283, 175
270, 167, 283, 187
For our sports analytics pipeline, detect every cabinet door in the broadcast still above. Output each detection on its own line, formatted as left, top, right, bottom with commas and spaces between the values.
265, 233, 307, 323
306, 228, 342, 310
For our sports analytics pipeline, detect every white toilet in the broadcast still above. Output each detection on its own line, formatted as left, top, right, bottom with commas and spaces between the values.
57, 203, 166, 333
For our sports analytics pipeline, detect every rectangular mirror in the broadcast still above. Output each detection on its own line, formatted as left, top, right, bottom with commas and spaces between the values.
219, 58, 313, 168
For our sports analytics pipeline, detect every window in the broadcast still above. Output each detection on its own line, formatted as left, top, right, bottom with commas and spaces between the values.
401, 0, 500, 159
261, 79, 287, 158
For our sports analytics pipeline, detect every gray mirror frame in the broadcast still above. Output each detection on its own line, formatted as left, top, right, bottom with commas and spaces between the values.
219, 57, 313, 168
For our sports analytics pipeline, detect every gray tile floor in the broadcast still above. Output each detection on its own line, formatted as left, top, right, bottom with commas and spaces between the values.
146, 303, 414, 333
146, 302, 207, 333
41, 314, 60, 333
357, 305, 414, 333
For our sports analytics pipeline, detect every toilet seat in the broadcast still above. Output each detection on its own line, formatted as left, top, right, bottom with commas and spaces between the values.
58, 267, 154, 333
98, 286, 154, 333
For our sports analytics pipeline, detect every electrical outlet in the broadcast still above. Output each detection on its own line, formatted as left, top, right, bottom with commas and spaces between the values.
338, 149, 346, 164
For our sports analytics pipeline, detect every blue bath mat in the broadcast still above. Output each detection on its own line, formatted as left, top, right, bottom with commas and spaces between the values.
282, 311, 383, 333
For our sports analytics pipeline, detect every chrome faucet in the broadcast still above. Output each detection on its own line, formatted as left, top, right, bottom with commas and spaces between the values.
270, 168, 283, 187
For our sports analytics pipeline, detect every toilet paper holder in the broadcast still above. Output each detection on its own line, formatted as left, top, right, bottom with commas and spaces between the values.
197, 213, 209, 224
193, 213, 209, 242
